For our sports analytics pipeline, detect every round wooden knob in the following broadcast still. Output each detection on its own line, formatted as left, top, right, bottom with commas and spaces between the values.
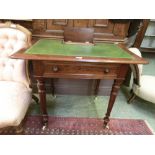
104, 68, 109, 74
53, 66, 59, 72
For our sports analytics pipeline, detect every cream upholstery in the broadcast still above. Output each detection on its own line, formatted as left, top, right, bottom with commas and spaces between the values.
133, 75, 155, 103
0, 81, 31, 128
0, 28, 28, 57
128, 48, 155, 104
0, 57, 30, 88
0, 22, 32, 129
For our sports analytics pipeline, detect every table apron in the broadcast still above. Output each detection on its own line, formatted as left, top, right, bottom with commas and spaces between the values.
32, 61, 125, 80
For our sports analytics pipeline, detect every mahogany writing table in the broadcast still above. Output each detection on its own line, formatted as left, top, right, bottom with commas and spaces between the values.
11, 39, 147, 128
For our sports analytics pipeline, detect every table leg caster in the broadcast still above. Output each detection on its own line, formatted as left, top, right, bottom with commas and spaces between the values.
103, 124, 109, 130
103, 117, 110, 129
42, 123, 47, 131
42, 115, 48, 130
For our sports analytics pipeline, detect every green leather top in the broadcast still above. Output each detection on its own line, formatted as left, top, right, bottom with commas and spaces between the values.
26, 39, 133, 59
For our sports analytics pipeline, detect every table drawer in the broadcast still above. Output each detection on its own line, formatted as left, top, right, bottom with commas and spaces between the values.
42, 62, 120, 79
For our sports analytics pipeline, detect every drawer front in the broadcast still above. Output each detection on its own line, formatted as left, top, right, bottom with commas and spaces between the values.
42, 61, 120, 79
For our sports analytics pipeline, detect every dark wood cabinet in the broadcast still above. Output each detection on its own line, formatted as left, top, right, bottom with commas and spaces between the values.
32, 19, 130, 43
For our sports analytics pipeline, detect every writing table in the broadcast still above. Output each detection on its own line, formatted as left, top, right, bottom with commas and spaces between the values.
11, 39, 147, 128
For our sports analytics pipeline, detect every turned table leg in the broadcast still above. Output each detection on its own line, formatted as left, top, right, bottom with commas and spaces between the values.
103, 79, 123, 128
51, 78, 56, 98
37, 78, 48, 127
94, 79, 100, 98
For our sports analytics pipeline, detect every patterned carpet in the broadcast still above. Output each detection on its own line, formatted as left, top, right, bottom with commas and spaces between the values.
0, 116, 153, 135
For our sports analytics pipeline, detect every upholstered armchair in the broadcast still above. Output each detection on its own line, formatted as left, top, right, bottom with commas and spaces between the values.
128, 48, 155, 104
0, 22, 33, 132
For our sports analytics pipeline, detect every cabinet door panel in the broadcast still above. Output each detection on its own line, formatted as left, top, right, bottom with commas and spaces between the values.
94, 19, 109, 27
46, 19, 68, 31
73, 19, 89, 27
